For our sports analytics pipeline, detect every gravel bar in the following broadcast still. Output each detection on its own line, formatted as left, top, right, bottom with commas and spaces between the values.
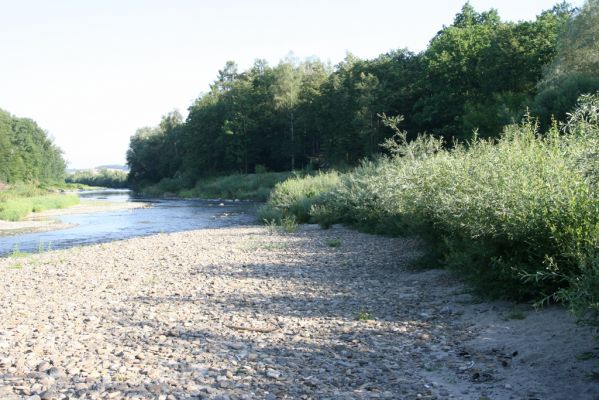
0, 225, 597, 400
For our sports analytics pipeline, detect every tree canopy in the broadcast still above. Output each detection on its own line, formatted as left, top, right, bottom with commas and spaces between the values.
127, 2, 597, 190
0, 108, 66, 184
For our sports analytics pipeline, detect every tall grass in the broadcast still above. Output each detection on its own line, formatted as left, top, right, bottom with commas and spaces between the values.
260, 171, 341, 223
140, 172, 290, 201
0, 184, 80, 221
265, 94, 599, 324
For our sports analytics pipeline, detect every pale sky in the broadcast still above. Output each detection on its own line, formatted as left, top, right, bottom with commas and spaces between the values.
0, 0, 584, 169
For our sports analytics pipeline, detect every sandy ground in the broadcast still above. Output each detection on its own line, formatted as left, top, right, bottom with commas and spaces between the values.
0, 225, 597, 400
0, 201, 149, 236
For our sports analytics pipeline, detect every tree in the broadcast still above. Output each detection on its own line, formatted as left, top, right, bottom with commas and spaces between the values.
0, 108, 66, 184
534, 0, 599, 127
272, 60, 302, 170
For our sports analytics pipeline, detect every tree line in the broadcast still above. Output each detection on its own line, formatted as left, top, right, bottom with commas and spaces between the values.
66, 169, 129, 189
0, 108, 66, 184
127, 1, 599, 188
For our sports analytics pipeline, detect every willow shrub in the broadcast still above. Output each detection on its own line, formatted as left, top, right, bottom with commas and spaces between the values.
259, 172, 341, 223
266, 95, 599, 322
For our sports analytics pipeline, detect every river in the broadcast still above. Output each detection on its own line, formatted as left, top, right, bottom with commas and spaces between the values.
0, 190, 257, 256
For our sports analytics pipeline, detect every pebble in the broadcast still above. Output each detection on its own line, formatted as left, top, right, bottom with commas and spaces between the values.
266, 369, 282, 379
36, 362, 51, 372
39, 390, 59, 400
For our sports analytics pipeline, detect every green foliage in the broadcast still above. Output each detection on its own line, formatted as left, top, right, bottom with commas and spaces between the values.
261, 215, 298, 234
0, 108, 67, 184
142, 172, 289, 201
0, 194, 79, 221
356, 310, 373, 321
126, 3, 571, 188
534, 0, 599, 128
9, 245, 28, 259
266, 172, 341, 223
279, 215, 299, 233
327, 239, 341, 248
265, 96, 599, 325
0, 184, 80, 221
413, 3, 570, 140
544, 0, 599, 83
66, 168, 129, 188
534, 73, 599, 129
190, 172, 290, 200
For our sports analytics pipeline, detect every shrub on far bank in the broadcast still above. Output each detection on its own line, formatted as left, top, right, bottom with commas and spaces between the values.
139, 172, 290, 201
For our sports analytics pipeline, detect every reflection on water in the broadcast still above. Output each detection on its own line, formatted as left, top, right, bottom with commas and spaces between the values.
0, 190, 257, 256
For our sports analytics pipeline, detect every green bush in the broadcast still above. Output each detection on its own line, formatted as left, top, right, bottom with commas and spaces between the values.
264, 94, 599, 324
266, 171, 341, 223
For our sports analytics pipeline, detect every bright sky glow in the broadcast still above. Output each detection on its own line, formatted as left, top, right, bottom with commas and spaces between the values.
0, 0, 585, 169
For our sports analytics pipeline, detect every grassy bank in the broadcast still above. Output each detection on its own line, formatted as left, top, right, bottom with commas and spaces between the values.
0, 184, 80, 221
139, 172, 290, 201
262, 95, 599, 325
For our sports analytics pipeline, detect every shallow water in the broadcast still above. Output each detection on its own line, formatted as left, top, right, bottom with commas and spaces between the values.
0, 190, 257, 256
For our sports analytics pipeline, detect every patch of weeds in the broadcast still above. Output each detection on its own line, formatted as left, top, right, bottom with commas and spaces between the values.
260, 242, 288, 251
576, 352, 596, 361
327, 239, 341, 248
279, 216, 298, 233
263, 216, 298, 234
6, 263, 23, 270
9, 245, 28, 259
356, 309, 373, 321
36, 240, 53, 253
504, 307, 526, 321
234, 368, 246, 376
146, 274, 159, 286
263, 219, 279, 235
114, 373, 128, 382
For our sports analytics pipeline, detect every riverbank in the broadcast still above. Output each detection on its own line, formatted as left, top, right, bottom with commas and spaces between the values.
0, 201, 150, 237
138, 172, 290, 201
0, 225, 597, 399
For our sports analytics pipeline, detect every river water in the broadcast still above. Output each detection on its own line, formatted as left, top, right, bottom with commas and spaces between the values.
0, 190, 257, 256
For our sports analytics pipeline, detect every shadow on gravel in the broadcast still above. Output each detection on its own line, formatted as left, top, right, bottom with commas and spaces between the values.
131, 263, 450, 323
134, 324, 436, 399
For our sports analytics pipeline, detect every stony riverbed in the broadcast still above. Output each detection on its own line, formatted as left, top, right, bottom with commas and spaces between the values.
0, 225, 597, 400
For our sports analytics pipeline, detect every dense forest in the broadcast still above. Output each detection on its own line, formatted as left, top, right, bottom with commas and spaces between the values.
127, 1, 599, 189
0, 108, 66, 184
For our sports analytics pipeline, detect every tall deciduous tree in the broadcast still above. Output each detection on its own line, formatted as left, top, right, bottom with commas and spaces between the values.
534, 0, 599, 126
273, 60, 302, 170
